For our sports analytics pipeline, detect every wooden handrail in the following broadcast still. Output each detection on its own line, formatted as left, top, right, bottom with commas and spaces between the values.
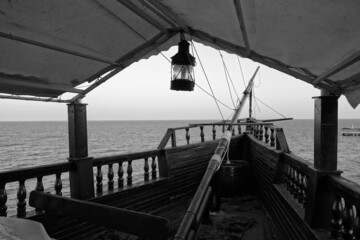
93, 149, 161, 166
328, 175, 360, 207
0, 162, 73, 184
29, 191, 169, 240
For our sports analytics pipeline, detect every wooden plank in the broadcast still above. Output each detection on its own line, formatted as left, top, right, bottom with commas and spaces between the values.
275, 128, 290, 153
29, 191, 169, 240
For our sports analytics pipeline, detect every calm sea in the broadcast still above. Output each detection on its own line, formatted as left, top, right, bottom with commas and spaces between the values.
1, 119, 360, 215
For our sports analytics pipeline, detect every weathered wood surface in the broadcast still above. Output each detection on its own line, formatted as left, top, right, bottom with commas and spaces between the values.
0, 162, 73, 183
328, 175, 360, 207
247, 134, 318, 240
29, 191, 169, 240
93, 149, 162, 166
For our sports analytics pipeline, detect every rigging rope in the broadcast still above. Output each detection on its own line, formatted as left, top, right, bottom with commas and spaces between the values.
219, 51, 240, 100
237, 56, 247, 88
254, 96, 287, 119
219, 51, 236, 108
191, 40, 225, 120
194, 83, 234, 111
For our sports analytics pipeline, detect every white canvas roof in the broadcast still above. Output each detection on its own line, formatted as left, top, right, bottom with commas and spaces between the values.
1, 0, 360, 107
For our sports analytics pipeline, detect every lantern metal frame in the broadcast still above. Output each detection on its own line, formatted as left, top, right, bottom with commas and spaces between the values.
170, 33, 196, 91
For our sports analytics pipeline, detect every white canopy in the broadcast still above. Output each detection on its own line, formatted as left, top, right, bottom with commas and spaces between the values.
1, 0, 360, 107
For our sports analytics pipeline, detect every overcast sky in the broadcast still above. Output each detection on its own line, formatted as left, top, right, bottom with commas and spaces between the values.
0, 42, 358, 121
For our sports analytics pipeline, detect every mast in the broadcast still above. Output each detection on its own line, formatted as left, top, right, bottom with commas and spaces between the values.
229, 66, 259, 126
175, 66, 260, 240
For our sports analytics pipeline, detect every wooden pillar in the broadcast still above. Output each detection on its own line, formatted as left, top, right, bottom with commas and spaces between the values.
307, 91, 340, 228
314, 92, 338, 171
68, 102, 94, 199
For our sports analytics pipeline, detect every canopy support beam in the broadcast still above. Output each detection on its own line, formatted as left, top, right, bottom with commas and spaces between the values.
0, 76, 84, 94
233, 0, 251, 53
189, 29, 336, 94
139, 0, 177, 28
146, 0, 190, 32
0, 32, 121, 67
116, 0, 167, 33
313, 50, 360, 85
71, 31, 177, 102
0, 94, 69, 103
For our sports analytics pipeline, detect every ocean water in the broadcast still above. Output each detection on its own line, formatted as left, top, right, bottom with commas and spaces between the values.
1, 119, 360, 215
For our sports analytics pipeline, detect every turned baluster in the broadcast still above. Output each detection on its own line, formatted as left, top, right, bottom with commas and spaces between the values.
55, 172, 62, 196
331, 195, 344, 239
118, 162, 124, 188
254, 125, 258, 138
264, 126, 269, 144
152, 156, 157, 179
212, 125, 216, 140
302, 175, 308, 208
232, 127, 235, 136
259, 125, 263, 141
200, 126, 205, 142
35, 176, 44, 192
286, 166, 292, 191
293, 169, 299, 199
270, 128, 275, 147
108, 164, 114, 191
343, 201, 355, 240
127, 161, 133, 185
0, 183, 7, 216
35, 176, 44, 213
222, 124, 225, 133
144, 157, 149, 181
96, 166, 103, 193
284, 164, 289, 189
289, 167, 295, 195
237, 120, 241, 134
298, 173, 305, 205
17, 179, 27, 218
186, 128, 190, 145
354, 206, 360, 240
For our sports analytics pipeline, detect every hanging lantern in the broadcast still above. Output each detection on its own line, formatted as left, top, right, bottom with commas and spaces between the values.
170, 33, 196, 91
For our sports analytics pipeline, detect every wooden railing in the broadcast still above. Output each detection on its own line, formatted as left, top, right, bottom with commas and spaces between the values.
328, 175, 360, 239
0, 162, 73, 217
92, 149, 164, 194
0, 149, 166, 218
248, 123, 289, 152
249, 125, 360, 239
158, 121, 259, 149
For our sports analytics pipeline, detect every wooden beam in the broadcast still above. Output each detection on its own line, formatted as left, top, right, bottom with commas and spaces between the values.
313, 50, 360, 85
233, 0, 251, 53
29, 191, 169, 240
0, 94, 70, 103
72, 31, 176, 102
139, 0, 177, 28
0, 74, 84, 94
116, 0, 167, 33
191, 29, 249, 57
146, 0, 190, 31
189, 29, 338, 93
0, 31, 121, 67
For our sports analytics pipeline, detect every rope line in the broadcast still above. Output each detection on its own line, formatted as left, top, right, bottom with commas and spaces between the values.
237, 56, 247, 88
219, 51, 236, 108
194, 83, 234, 111
223, 56, 240, 99
254, 96, 287, 118
192, 40, 225, 120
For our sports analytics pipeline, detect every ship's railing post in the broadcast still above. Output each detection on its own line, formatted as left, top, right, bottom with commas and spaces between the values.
306, 92, 340, 229
67, 101, 94, 200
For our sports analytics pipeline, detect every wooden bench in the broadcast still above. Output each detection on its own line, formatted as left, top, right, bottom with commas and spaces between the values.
29, 191, 169, 240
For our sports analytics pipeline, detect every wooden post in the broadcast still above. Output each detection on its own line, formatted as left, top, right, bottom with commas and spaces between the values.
306, 91, 340, 228
68, 102, 94, 199
314, 93, 338, 171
